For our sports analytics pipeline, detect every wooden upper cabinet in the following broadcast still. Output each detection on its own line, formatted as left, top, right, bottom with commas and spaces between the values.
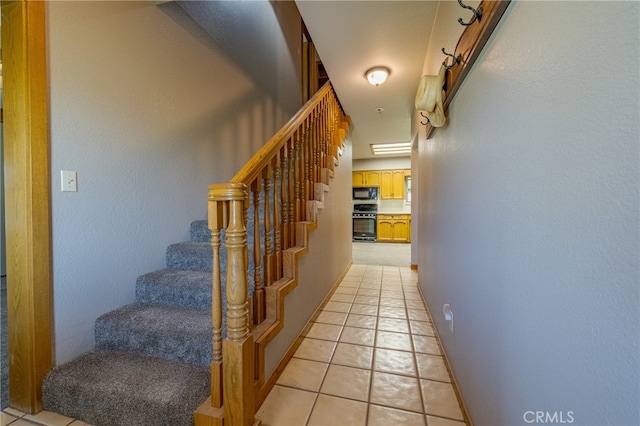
352, 170, 381, 187
391, 170, 405, 199
352, 171, 365, 187
365, 171, 381, 186
353, 169, 409, 199
380, 171, 392, 198
380, 170, 406, 199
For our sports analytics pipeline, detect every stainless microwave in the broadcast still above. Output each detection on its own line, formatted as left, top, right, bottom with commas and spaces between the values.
352, 186, 379, 200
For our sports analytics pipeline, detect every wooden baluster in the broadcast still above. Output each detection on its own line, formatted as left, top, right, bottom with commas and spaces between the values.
207, 198, 225, 408
311, 113, 318, 186
321, 102, 328, 170
332, 94, 337, 137
252, 177, 264, 325
301, 126, 307, 221
335, 97, 343, 148
308, 117, 314, 192
301, 122, 308, 219
273, 153, 282, 280
208, 183, 255, 426
317, 102, 323, 172
288, 137, 296, 247
244, 197, 252, 330
294, 129, 302, 224
326, 98, 332, 153
330, 102, 336, 152
314, 110, 321, 184
280, 144, 289, 250
330, 97, 337, 150
301, 123, 309, 221
326, 101, 332, 159
262, 165, 273, 287
328, 103, 333, 154
318, 104, 324, 171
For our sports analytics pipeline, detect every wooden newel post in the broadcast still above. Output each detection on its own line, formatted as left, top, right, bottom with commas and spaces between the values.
210, 182, 256, 426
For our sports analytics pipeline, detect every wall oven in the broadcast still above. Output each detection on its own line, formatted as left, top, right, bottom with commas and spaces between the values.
353, 204, 378, 242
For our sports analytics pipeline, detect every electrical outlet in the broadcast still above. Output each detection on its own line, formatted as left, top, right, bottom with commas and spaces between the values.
61, 170, 78, 192
443, 304, 453, 333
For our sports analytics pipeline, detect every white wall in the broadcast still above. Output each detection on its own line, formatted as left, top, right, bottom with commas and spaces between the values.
417, 2, 639, 425
47, 1, 301, 363
353, 157, 410, 171
410, 136, 419, 265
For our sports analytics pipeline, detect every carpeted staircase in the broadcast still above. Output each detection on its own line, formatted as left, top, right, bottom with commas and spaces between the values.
43, 218, 258, 426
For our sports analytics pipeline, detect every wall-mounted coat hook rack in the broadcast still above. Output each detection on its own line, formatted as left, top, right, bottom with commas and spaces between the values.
457, 0, 483, 26
420, 112, 430, 126
423, 0, 511, 140
442, 48, 461, 70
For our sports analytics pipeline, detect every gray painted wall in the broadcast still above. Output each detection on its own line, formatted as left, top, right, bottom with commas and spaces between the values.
416, 2, 639, 425
47, 1, 302, 364
1, 91, 5, 284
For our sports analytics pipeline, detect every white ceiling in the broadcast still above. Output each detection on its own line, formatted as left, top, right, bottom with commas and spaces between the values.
296, 1, 439, 160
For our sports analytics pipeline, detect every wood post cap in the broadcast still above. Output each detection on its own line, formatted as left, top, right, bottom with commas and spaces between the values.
208, 182, 247, 201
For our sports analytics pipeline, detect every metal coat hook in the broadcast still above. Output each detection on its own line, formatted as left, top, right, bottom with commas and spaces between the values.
441, 48, 461, 70
420, 112, 430, 126
457, 0, 483, 26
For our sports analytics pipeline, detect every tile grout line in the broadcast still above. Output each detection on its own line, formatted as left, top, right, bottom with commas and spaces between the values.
304, 268, 364, 426
363, 264, 381, 426
402, 267, 429, 423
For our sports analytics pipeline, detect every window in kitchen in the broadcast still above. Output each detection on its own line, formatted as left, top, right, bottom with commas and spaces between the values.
405, 176, 411, 204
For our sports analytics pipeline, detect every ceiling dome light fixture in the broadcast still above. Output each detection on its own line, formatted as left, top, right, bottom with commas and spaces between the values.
365, 66, 391, 86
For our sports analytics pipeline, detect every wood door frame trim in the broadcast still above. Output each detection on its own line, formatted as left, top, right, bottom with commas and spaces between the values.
2, 0, 53, 413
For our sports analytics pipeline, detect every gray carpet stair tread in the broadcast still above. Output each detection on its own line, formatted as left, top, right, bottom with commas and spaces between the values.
166, 242, 213, 271
42, 349, 210, 426
190, 220, 210, 242
95, 303, 212, 367
136, 268, 212, 309
166, 241, 255, 274
42, 217, 260, 422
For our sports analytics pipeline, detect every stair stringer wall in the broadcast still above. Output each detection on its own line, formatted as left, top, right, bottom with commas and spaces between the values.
254, 138, 352, 403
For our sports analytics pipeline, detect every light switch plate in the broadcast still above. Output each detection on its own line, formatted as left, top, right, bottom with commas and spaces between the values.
61, 170, 77, 192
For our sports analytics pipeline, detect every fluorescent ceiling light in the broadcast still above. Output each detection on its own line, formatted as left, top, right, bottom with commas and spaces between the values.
370, 142, 412, 156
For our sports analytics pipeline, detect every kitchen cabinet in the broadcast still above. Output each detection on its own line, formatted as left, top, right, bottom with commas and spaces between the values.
352, 170, 381, 187
376, 214, 411, 243
353, 168, 410, 196
380, 170, 406, 199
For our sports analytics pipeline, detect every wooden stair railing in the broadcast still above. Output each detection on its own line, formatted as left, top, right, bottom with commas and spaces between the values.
195, 83, 349, 426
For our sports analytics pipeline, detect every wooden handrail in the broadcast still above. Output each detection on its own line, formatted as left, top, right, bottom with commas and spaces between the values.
196, 82, 348, 426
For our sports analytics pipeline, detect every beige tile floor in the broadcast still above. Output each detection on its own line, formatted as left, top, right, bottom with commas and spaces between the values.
1, 260, 467, 426
1, 408, 88, 426
256, 264, 467, 426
